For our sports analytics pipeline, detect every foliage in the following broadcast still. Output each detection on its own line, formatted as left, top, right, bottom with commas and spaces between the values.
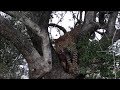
77, 36, 120, 79
0, 14, 30, 79
0, 35, 27, 78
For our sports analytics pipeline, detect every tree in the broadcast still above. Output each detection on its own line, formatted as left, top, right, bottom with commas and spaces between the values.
0, 11, 119, 79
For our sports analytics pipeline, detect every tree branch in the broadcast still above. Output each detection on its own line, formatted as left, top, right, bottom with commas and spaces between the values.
3, 11, 52, 78
107, 11, 118, 38
3, 11, 44, 37
0, 15, 47, 78
81, 11, 100, 35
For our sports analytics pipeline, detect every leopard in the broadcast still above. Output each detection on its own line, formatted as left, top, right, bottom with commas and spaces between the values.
54, 24, 82, 77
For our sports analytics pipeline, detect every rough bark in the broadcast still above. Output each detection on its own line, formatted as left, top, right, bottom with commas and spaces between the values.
1, 11, 52, 79
24, 12, 75, 79
107, 11, 118, 41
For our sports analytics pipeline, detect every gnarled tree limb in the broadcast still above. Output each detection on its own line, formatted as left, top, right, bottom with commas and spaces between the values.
3, 11, 52, 78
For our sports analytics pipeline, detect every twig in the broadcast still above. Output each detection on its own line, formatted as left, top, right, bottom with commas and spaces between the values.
96, 51, 108, 53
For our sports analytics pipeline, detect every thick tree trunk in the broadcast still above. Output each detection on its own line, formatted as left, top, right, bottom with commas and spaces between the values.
0, 14, 51, 78
24, 12, 75, 79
